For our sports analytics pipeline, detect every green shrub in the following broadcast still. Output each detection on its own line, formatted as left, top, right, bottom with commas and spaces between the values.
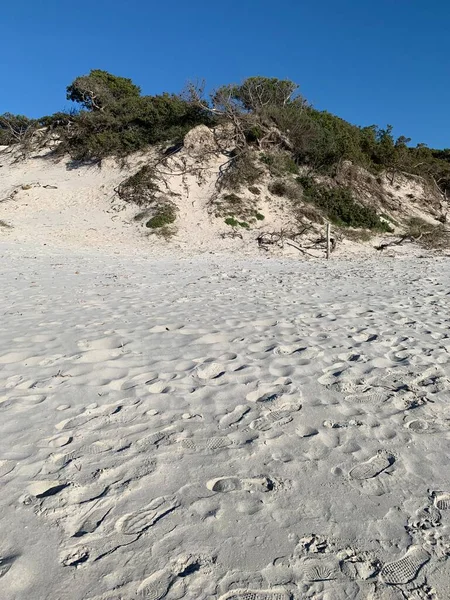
52, 71, 214, 160
215, 192, 263, 226
220, 151, 262, 191
268, 179, 301, 201
66, 70, 141, 112
117, 165, 160, 206
261, 151, 298, 176
0, 113, 37, 146
57, 93, 212, 161
3, 69, 449, 208
295, 204, 324, 224
214, 77, 300, 113
222, 193, 242, 206
255, 213, 265, 220
244, 124, 265, 144
297, 177, 392, 231
146, 204, 176, 229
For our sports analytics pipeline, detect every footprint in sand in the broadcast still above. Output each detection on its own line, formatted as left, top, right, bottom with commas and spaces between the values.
1, 394, 47, 410
68, 482, 109, 504
300, 556, 340, 582
48, 435, 73, 448
219, 405, 250, 429
432, 490, 450, 510
195, 362, 226, 380
296, 425, 318, 438
340, 552, 381, 580
345, 390, 390, 405
181, 437, 231, 453
349, 451, 394, 480
409, 504, 441, 530
138, 568, 174, 600
368, 585, 405, 599
246, 382, 293, 404
72, 504, 112, 537
137, 554, 208, 600
266, 410, 294, 424
77, 440, 115, 455
273, 344, 304, 356
218, 590, 290, 600
115, 496, 180, 535
136, 432, 166, 450
404, 419, 437, 434
77, 336, 126, 351
250, 411, 294, 432
41, 451, 74, 475
0, 555, 16, 578
206, 476, 274, 493
380, 545, 430, 585
147, 381, 172, 394
249, 417, 272, 432
0, 460, 16, 477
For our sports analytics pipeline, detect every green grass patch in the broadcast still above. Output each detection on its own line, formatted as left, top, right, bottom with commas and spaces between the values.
225, 217, 250, 228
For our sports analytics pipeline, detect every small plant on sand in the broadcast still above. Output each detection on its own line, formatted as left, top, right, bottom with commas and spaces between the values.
117, 165, 160, 206
225, 217, 249, 228
222, 193, 242, 207
214, 192, 263, 227
145, 203, 177, 229
268, 179, 302, 201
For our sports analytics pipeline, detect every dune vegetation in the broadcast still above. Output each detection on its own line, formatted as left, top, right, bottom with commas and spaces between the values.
1, 71, 449, 244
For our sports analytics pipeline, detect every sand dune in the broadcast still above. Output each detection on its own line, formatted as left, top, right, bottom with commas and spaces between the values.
1, 243, 450, 599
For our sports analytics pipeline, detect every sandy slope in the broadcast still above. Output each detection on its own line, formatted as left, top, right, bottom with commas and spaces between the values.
2, 140, 444, 262
1, 242, 450, 599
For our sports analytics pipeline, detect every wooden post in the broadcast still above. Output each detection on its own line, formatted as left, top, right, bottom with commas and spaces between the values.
326, 223, 331, 259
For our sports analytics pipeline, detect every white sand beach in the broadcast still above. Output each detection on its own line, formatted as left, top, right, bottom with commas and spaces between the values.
1, 242, 450, 599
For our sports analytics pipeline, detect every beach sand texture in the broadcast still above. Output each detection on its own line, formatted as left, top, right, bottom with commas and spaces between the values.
1, 246, 450, 599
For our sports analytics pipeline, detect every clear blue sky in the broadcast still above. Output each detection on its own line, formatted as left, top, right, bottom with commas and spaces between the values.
2, 1, 449, 148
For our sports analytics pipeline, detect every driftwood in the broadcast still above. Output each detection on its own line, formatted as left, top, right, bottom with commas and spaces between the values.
376, 236, 412, 251
377, 227, 450, 251
257, 225, 337, 258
